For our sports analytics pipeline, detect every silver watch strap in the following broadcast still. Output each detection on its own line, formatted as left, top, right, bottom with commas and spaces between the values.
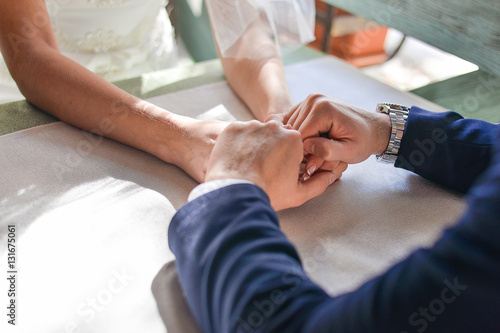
375, 103, 410, 163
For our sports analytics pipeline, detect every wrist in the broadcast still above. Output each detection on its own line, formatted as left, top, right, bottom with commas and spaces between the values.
264, 95, 293, 120
236, 56, 292, 122
104, 99, 187, 165
251, 93, 292, 122
154, 112, 193, 165
206, 170, 263, 187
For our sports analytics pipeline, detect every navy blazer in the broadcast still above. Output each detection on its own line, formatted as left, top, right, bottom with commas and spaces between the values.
169, 107, 500, 333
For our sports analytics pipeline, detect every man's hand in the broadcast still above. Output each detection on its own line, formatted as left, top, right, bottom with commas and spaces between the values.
205, 120, 347, 210
284, 94, 391, 174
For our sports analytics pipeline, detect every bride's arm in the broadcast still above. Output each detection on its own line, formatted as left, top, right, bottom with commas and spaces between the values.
0, 0, 225, 182
207, 9, 293, 122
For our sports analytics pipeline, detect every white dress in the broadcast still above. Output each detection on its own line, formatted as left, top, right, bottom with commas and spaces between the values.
0, 0, 177, 103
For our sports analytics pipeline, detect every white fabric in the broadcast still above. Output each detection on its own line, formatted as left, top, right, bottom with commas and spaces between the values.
205, 0, 315, 59
188, 179, 255, 202
0, 57, 463, 332
0, 0, 177, 103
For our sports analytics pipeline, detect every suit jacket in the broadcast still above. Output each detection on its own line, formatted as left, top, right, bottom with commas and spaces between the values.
169, 107, 500, 332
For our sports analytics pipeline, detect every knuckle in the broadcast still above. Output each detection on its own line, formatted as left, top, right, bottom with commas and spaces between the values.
248, 119, 261, 127
307, 92, 324, 101
316, 99, 331, 111
322, 146, 334, 160
267, 119, 281, 128
264, 120, 281, 134
288, 128, 301, 139
283, 126, 300, 138
225, 122, 241, 133
227, 120, 259, 135
264, 114, 277, 123
246, 120, 263, 132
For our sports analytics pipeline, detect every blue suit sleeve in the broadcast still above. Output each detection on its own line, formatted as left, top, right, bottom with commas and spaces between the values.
395, 106, 498, 193
169, 128, 500, 333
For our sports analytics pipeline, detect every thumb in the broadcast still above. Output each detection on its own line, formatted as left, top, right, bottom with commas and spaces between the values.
303, 137, 351, 162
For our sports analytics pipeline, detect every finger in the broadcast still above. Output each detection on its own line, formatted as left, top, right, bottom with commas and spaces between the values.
304, 159, 341, 181
287, 95, 316, 129
296, 111, 334, 142
296, 171, 337, 205
318, 160, 340, 172
304, 154, 326, 177
286, 107, 302, 129
303, 137, 353, 162
284, 102, 301, 125
332, 161, 348, 180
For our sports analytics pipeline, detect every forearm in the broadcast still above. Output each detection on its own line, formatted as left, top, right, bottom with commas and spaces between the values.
396, 107, 498, 193
170, 164, 500, 332
11, 46, 189, 165
217, 19, 292, 121
169, 184, 329, 332
1, 0, 221, 183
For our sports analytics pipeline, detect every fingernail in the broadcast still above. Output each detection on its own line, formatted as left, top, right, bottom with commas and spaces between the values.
329, 174, 336, 185
309, 143, 315, 154
307, 164, 317, 176
303, 173, 310, 181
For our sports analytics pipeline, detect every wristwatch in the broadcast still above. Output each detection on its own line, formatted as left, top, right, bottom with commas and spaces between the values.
375, 103, 410, 163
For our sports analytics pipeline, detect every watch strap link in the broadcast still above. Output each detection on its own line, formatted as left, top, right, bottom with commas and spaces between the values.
376, 103, 410, 163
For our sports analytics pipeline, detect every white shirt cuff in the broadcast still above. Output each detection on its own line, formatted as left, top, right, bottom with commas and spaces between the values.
187, 179, 255, 202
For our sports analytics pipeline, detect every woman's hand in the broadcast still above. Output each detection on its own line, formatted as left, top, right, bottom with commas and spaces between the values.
156, 117, 229, 183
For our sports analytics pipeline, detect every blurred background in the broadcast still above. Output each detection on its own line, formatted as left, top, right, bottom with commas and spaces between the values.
173, 0, 475, 91
170, 0, 498, 122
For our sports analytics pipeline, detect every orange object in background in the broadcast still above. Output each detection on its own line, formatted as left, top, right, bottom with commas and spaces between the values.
311, 3, 389, 67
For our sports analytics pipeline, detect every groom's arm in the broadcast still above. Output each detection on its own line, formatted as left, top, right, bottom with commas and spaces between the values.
283, 95, 498, 194
169, 162, 500, 333
395, 106, 497, 193
168, 120, 500, 332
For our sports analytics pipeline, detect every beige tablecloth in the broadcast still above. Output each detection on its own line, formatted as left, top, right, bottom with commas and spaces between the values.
0, 57, 464, 333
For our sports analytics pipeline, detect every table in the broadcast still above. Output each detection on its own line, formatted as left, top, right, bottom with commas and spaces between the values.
0, 53, 465, 333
